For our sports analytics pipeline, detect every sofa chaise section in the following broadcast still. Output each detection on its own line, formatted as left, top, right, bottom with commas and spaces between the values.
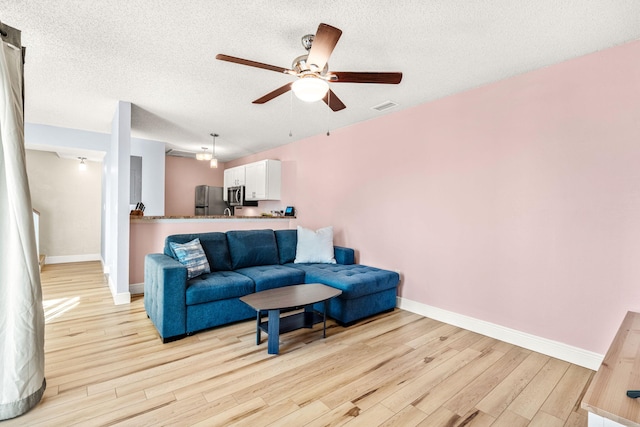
288, 263, 399, 325
273, 229, 399, 325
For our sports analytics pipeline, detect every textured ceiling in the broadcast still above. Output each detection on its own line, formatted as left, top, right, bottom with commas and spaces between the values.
2, 1, 640, 161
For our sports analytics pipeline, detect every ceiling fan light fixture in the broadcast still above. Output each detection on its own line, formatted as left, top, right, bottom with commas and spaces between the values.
292, 76, 329, 102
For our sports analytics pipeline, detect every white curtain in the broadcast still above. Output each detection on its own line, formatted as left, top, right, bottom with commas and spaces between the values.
0, 37, 46, 419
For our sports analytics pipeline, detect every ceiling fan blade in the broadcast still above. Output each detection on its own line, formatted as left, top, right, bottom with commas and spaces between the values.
252, 82, 293, 104
331, 71, 403, 84
306, 23, 342, 72
323, 89, 346, 111
216, 54, 291, 74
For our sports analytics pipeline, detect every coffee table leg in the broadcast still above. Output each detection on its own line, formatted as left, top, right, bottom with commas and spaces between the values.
267, 309, 280, 354
323, 301, 328, 338
256, 311, 261, 345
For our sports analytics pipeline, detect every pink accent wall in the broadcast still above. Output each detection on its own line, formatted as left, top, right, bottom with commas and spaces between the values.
164, 156, 225, 216
228, 40, 640, 354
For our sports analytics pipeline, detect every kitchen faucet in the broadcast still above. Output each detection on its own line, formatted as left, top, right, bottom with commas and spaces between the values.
223, 207, 232, 217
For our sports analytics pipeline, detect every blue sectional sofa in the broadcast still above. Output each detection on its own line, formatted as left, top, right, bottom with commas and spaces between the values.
144, 229, 399, 342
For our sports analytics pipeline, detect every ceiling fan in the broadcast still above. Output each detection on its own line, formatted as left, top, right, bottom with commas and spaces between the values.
216, 23, 402, 112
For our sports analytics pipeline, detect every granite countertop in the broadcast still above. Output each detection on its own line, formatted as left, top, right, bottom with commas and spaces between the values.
131, 215, 293, 220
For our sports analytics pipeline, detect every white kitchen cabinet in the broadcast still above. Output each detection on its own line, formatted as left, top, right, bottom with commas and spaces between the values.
223, 166, 245, 201
225, 166, 245, 187
245, 159, 281, 201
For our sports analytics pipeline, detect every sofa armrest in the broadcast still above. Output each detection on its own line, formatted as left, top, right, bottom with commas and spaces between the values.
334, 246, 355, 265
144, 253, 188, 341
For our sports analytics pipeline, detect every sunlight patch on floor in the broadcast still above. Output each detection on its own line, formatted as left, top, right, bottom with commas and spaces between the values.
43, 297, 80, 323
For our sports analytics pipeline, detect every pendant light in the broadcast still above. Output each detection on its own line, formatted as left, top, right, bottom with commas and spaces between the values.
78, 157, 87, 171
196, 147, 212, 161
209, 133, 219, 168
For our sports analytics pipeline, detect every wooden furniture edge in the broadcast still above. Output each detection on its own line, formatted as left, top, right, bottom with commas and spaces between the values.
581, 310, 640, 427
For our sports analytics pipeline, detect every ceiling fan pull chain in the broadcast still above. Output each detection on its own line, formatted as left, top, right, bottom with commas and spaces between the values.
326, 90, 331, 136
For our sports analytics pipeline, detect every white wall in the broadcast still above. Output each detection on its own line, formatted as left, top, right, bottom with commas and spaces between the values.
131, 137, 165, 216
26, 123, 109, 153
105, 101, 132, 304
25, 150, 102, 263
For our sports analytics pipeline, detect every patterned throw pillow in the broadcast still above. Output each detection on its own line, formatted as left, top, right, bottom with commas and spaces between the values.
169, 238, 211, 279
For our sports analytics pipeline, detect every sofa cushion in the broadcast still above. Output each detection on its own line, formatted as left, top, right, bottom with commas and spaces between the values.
169, 238, 210, 279
294, 226, 336, 264
227, 229, 279, 270
289, 264, 399, 299
275, 229, 297, 264
165, 232, 232, 271
235, 265, 305, 292
185, 271, 255, 305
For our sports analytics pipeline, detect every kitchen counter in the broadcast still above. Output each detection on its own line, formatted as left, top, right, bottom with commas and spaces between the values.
131, 215, 292, 222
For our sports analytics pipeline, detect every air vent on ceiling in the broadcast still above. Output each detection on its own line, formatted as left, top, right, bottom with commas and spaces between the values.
165, 149, 196, 158
371, 100, 398, 112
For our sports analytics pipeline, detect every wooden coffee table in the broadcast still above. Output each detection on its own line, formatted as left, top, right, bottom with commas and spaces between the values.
240, 283, 342, 354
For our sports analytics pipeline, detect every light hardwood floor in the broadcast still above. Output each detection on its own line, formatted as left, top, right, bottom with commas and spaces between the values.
6, 261, 593, 426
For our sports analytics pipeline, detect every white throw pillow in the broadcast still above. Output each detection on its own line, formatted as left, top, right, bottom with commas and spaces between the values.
294, 226, 337, 264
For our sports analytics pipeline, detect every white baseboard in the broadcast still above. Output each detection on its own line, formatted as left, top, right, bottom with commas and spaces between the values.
101, 258, 109, 275
397, 297, 603, 370
45, 253, 102, 264
130, 282, 144, 295
107, 274, 131, 305
112, 291, 131, 305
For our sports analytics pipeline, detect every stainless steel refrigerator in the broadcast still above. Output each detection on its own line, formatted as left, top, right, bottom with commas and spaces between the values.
195, 186, 227, 216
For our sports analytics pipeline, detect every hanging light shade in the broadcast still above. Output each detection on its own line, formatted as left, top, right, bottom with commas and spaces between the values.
196, 147, 212, 161
78, 157, 87, 171
209, 133, 219, 169
292, 75, 329, 102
